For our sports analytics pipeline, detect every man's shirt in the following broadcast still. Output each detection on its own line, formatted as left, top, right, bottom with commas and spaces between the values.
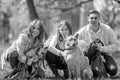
75, 23, 119, 53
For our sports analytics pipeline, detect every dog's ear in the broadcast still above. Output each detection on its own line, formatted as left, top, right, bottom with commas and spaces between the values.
74, 33, 79, 39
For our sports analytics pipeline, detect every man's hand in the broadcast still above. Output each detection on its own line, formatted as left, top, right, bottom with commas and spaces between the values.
96, 43, 103, 52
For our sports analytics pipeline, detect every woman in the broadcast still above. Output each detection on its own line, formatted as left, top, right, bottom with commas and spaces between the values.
1, 19, 47, 74
45, 20, 72, 78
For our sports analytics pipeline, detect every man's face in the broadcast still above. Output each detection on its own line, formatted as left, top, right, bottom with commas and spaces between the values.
88, 13, 100, 25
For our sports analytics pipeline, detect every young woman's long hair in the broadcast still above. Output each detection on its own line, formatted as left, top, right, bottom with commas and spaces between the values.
44, 20, 72, 48
21, 19, 47, 43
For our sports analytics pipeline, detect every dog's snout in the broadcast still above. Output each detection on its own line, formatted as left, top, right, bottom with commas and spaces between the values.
73, 44, 76, 47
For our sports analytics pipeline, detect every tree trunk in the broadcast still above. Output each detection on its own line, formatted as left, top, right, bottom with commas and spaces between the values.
26, 0, 49, 39
26, 0, 39, 20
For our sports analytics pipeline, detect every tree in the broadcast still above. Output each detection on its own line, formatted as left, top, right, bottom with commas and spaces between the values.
0, 0, 93, 39
26, 0, 39, 20
33, 0, 93, 33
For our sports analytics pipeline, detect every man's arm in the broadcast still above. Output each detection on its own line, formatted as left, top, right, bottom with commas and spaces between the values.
101, 28, 119, 53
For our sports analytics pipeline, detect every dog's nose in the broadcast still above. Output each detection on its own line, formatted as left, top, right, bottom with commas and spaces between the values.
73, 44, 75, 46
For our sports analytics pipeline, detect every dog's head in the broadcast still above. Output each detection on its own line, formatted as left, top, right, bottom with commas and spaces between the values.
84, 39, 104, 59
65, 34, 78, 50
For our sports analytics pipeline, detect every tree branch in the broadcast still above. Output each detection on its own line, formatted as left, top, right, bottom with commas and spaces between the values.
26, 0, 39, 20
38, 0, 93, 12
54, 0, 93, 12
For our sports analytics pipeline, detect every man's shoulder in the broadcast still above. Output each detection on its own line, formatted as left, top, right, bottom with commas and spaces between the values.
77, 25, 88, 33
101, 23, 112, 31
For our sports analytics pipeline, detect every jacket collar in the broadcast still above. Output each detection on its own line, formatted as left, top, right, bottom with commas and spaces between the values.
86, 22, 103, 34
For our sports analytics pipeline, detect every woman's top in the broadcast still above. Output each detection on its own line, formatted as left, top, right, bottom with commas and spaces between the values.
48, 35, 65, 56
4, 33, 42, 62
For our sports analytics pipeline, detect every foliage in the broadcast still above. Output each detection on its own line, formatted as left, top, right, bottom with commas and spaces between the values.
0, 0, 120, 40
34, 0, 80, 36
0, 0, 30, 39
93, 0, 120, 29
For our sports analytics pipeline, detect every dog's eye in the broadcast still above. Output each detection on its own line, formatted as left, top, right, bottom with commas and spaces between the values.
74, 39, 76, 41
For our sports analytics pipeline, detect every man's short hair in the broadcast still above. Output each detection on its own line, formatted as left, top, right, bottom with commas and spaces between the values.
88, 9, 100, 17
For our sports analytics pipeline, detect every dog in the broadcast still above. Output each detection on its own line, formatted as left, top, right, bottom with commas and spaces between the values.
84, 39, 107, 78
63, 34, 93, 80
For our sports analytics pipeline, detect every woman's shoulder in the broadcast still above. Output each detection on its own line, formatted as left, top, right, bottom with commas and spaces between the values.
19, 32, 28, 38
49, 35, 58, 41
44, 35, 58, 47
19, 32, 29, 39
15, 32, 29, 43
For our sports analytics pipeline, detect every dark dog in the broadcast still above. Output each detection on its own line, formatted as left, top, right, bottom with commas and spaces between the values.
84, 39, 118, 78
103, 53, 118, 76
93, 40, 118, 76
84, 39, 107, 78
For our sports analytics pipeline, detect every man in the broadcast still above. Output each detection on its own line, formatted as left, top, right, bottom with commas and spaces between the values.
75, 9, 119, 77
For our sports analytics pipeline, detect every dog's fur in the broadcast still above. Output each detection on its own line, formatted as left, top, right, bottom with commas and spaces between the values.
84, 39, 107, 78
64, 34, 93, 79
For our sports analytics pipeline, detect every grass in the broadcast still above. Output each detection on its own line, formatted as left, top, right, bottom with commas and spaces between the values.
0, 42, 120, 80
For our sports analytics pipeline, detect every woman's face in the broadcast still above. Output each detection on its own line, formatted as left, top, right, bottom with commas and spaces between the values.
32, 22, 40, 38
59, 25, 69, 39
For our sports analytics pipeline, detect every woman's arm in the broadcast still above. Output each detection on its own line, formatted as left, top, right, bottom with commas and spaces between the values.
47, 35, 61, 56
15, 33, 27, 63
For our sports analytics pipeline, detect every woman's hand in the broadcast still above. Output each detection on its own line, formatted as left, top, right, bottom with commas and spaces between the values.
19, 55, 27, 63
60, 51, 67, 58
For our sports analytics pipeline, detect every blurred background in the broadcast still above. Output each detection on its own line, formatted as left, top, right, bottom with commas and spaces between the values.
0, 0, 120, 79
0, 0, 120, 44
